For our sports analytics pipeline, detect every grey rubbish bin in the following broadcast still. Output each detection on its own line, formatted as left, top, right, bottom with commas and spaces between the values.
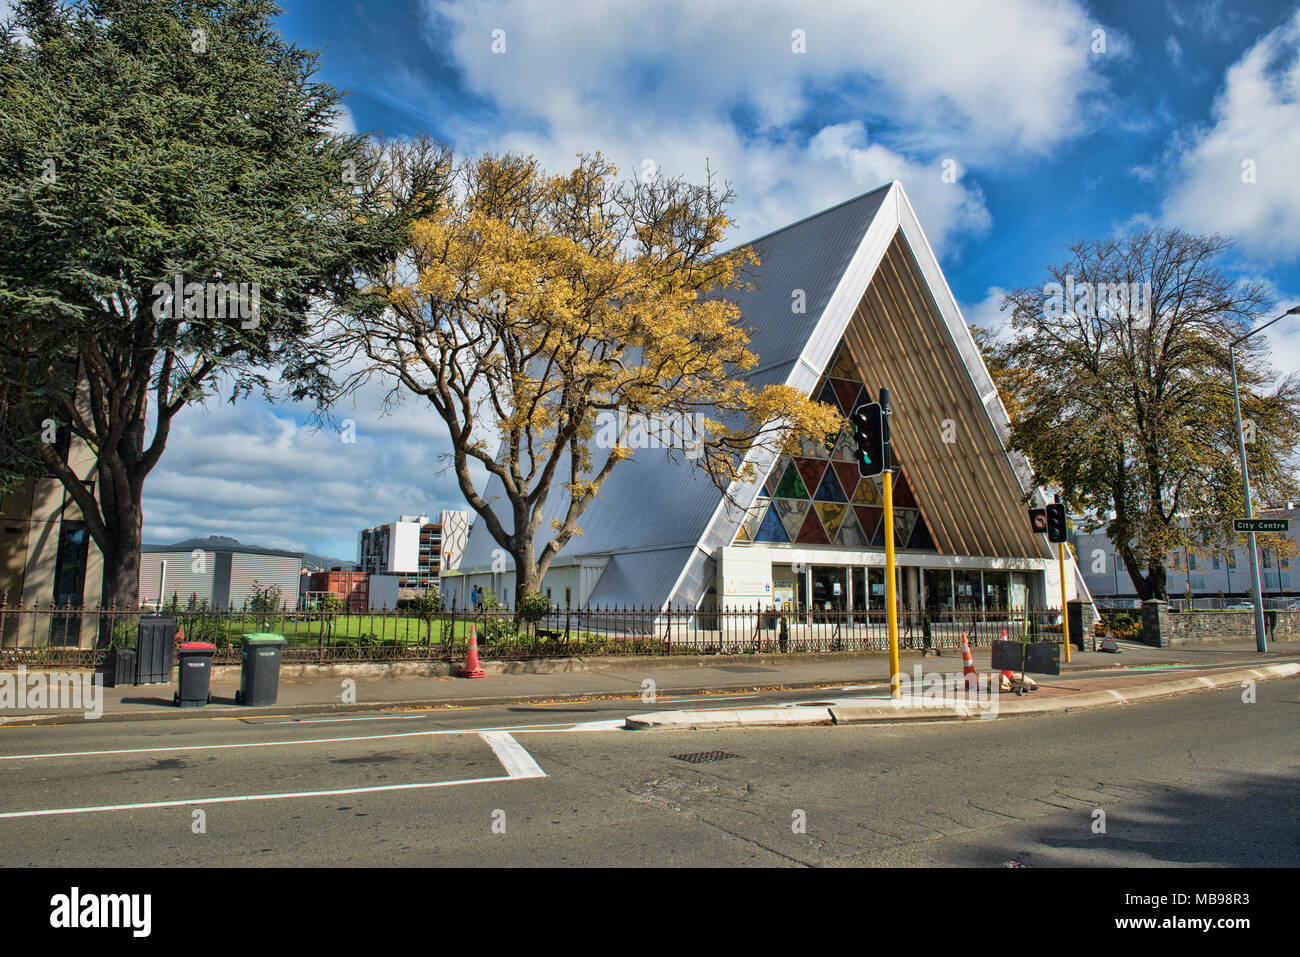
235, 634, 287, 706
174, 642, 215, 707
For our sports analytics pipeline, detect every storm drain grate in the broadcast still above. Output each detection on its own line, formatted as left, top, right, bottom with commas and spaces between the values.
672, 751, 742, 764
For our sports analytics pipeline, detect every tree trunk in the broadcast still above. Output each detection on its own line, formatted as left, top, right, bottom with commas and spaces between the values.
95, 494, 144, 647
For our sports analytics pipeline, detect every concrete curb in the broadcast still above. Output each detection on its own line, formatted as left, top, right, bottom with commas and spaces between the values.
623, 662, 1300, 730
3, 658, 1295, 730
0, 677, 850, 728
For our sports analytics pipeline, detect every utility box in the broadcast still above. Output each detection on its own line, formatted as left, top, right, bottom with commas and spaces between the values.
235, 634, 287, 706
136, 616, 177, 684
174, 642, 215, 707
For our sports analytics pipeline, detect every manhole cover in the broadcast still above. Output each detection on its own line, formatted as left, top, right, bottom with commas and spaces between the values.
671, 751, 742, 764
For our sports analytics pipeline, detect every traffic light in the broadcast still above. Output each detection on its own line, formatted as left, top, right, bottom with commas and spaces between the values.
851, 402, 886, 476
1045, 502, 1067, 543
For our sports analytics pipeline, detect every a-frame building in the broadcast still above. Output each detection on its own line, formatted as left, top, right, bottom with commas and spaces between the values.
443, 181, 1092, 618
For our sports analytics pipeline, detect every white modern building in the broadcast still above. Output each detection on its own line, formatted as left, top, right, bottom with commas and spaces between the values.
442, 181, 1093, 620
357, 510, 471, 592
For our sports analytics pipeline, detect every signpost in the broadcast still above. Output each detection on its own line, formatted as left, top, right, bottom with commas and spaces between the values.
1233, 518, 1290, 534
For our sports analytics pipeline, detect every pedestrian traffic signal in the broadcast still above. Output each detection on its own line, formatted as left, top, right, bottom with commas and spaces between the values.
851, 402, 886, 476
1045, 503, 1067, 543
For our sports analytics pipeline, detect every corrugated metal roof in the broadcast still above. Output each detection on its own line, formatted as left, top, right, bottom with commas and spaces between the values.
583, 546, 699, 609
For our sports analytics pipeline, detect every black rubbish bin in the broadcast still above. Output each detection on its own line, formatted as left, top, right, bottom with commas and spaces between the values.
137, 616, 177, 684
106, 647, 137, 687
235, 634, 287, 706
174, 641, 215, 707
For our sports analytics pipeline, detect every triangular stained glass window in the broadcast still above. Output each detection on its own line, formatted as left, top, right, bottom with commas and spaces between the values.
829, 345, 857, 379
834, 507, 870, 546
832, 461, 861, 501
814, 502, 848, 538
795, 508, 831, 545
813, 465, 848, 503
753, 503, 790, 543
853, 475, 882, 506
817, 379, 844, 413
794, 457, 828, 494
734, 498, 768, 543
774, 462, 809, 499
775, 499, 811, 538
855, 506, 883, 542
907, 515, 938, 551
831, 379, 862, 414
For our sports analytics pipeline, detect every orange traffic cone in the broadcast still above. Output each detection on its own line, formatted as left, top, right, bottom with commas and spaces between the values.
461, 624, 485, 679
960, 633, 979, 690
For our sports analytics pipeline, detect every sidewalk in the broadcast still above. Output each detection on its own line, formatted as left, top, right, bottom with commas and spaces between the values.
2, 639, 1297, 726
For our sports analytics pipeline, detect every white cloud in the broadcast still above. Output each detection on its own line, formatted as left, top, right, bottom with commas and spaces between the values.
1161, 10, 1300, 261
428, 0, 1116, 252
142, 380, 488, 560
961, 286, 1012, 336
329, 103, 357, 136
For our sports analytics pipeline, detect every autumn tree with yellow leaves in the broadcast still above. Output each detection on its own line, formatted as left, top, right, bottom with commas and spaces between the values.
325, 152, 840, 602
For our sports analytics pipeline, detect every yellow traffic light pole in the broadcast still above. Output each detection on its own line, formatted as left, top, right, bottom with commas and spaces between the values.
881, 388, 900, 698
884, 469, 899, 697
1059, 541, 1071, 664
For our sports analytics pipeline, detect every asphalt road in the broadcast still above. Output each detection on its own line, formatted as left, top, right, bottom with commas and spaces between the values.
0, 678, 1296, 867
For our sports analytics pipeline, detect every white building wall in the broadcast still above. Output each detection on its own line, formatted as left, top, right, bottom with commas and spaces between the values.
369, 574, 400, 611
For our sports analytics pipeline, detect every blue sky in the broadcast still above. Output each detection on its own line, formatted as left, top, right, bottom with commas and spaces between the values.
139, 0, 1300, 562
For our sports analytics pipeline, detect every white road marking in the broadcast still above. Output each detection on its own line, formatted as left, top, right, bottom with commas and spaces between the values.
0, 775, 521, 820
0, 720, 613, 763
479, 732, 546, 779
0, 732, 547, 820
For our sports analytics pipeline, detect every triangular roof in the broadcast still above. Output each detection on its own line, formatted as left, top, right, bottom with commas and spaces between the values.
454, 181, 1090, 609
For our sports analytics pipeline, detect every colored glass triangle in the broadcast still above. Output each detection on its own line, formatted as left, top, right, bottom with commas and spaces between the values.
775, 498, 811, 538
907, 515, 937, 551
795, 507, 831, 545
814, 502, 848, 538
817, 378, 844, 413
794, 457, 828, 493
774, 462, 809, 499
813, 464, 847, 502
829, 345, 857, 379
893, 472, 917, 509
834, 507, 869, 546
855, 506, 883, 542
894, 508, 919, 544
832, 461, 861, 500
736, 498, 768, 543
753, 502, 790, 543
831, 379, 862, 414
833, 428, 857, 462
853, 475, 882, 506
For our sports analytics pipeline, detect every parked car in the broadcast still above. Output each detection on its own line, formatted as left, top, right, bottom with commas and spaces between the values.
1226, 601, 1255, 610
1287, 601, 1300, 612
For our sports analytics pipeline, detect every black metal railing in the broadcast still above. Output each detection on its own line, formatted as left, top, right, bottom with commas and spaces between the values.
0, 599, 1067, 666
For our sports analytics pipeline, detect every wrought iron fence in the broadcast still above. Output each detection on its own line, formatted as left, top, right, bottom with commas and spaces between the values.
0, 600, 1067, 667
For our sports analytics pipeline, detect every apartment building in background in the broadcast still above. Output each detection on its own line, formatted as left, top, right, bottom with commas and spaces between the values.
357, 510, 471, 591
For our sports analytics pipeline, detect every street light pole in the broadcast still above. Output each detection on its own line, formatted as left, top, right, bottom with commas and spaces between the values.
1229, 304, 1300, 653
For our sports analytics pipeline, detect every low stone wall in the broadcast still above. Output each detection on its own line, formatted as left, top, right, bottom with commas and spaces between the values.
1142, 600, 1300, 647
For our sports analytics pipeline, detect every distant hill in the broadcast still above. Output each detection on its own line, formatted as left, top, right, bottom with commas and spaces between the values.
164, 535, 356, 573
